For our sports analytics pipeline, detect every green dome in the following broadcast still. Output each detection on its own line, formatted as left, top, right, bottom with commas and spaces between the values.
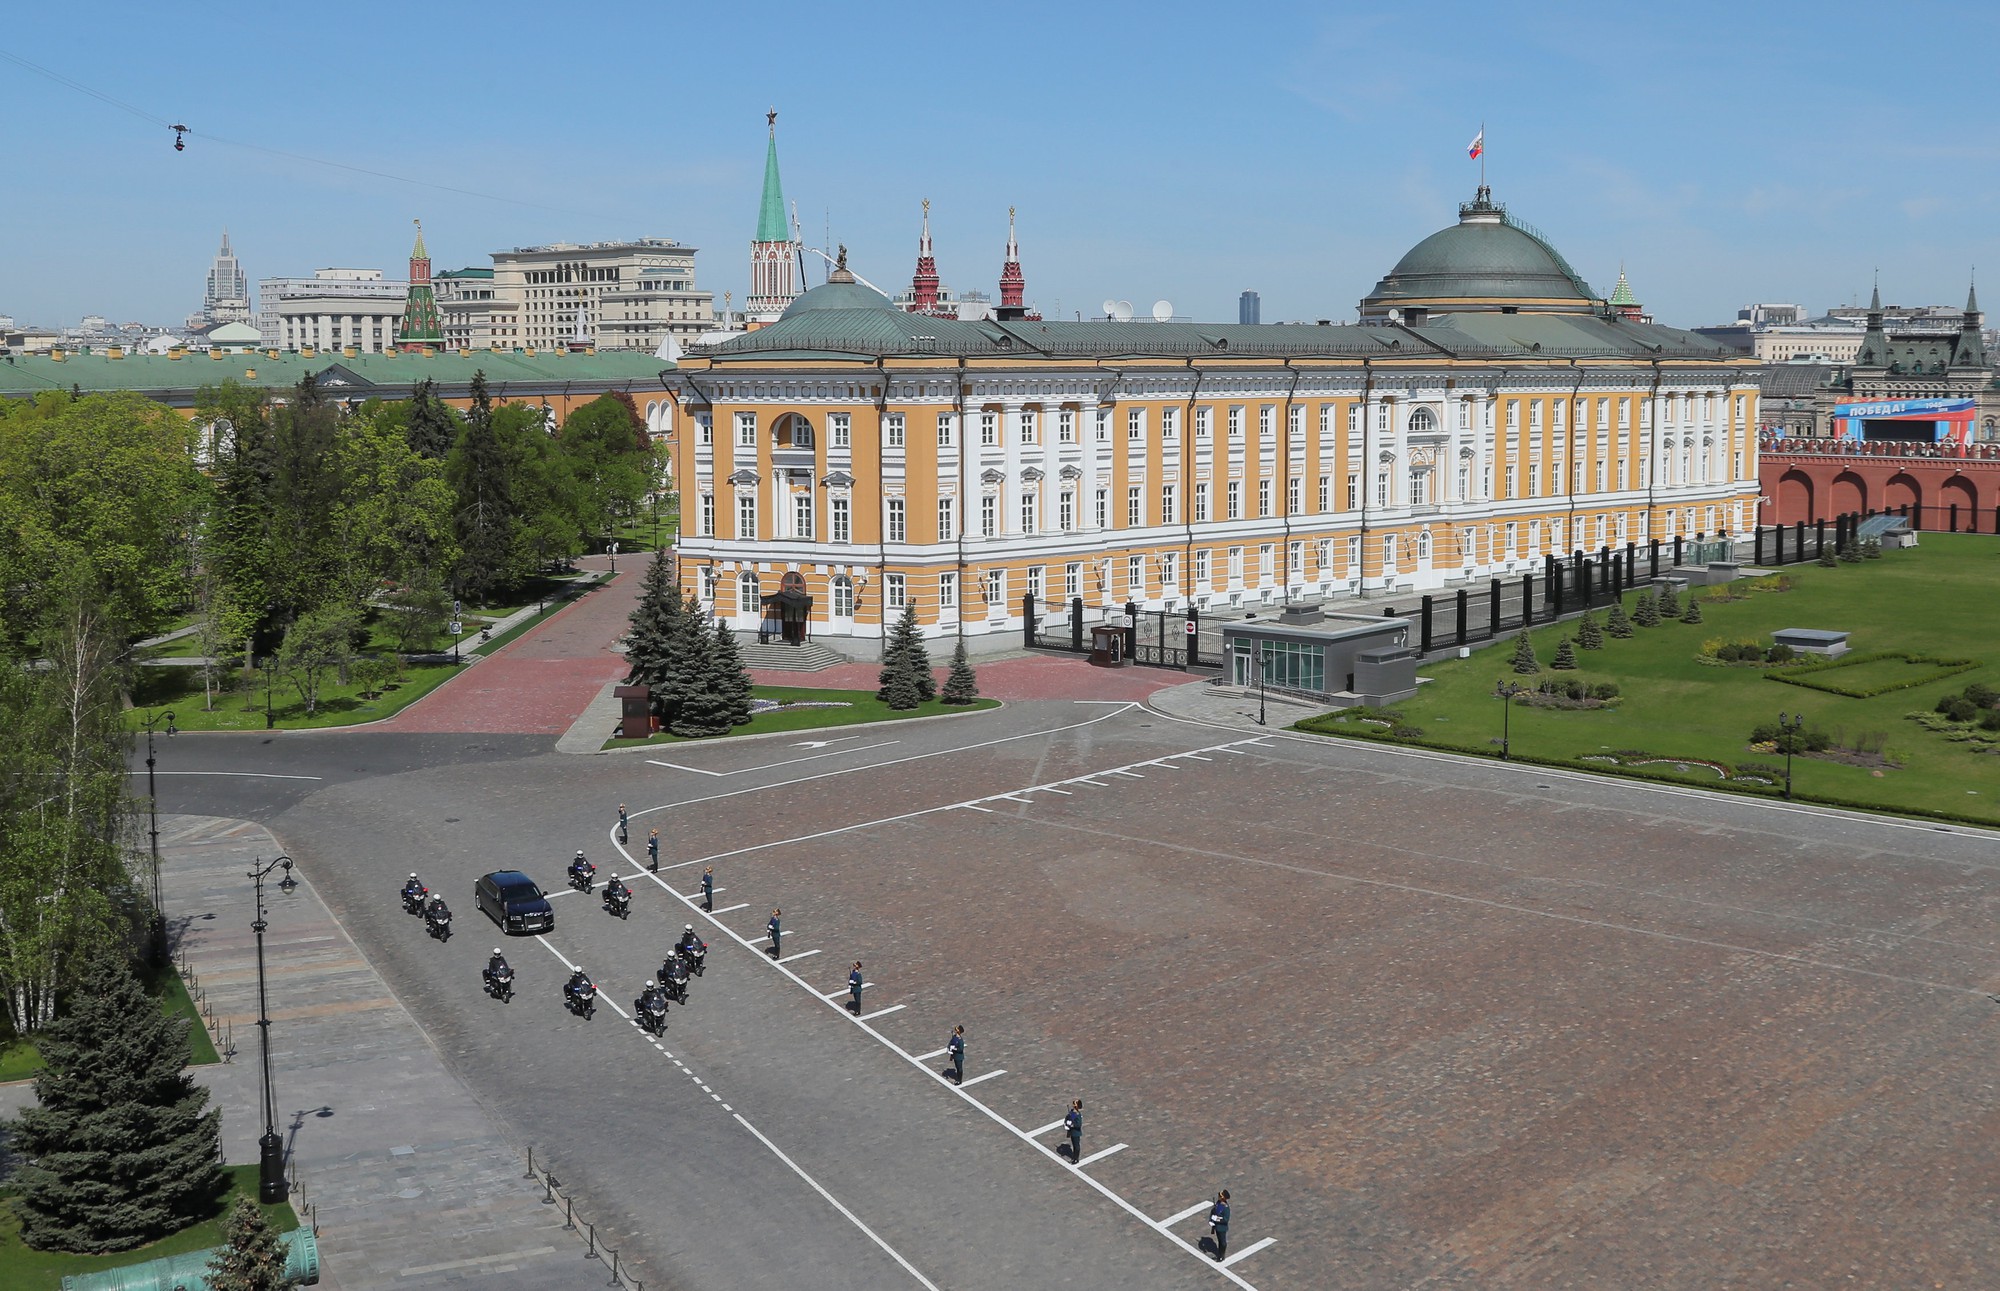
780, 279, 897, 317
1363, 192, 1598, 315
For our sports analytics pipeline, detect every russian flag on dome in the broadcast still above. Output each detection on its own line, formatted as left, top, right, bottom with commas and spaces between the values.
1467, 130, 1484, 160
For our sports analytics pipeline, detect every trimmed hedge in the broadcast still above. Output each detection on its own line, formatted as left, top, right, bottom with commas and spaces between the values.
1766, 650, 1979, 699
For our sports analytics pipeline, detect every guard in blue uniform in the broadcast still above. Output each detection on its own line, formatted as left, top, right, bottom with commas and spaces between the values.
1064, 1099, 1083, 1163
946, 1025, 965, 1084
1208, 1190, 1230, 1261
700, 865, 714, 910
767, 908, 781, 958
646, 829, 660, 872
617, 803, 629, 843
848, 961, 864, 1013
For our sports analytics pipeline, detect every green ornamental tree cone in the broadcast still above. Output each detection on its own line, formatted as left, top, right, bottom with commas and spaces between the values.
1606, 601, 1634, 637
1680, 598, 1704, 624
1576, 609, 1604, 649
4, 956, 224, 1252
667, 623, 733, 737
1633, 591, 1659, 627
878, 603, 934, 704
1656, 583, 1680, 619
1550, 637, 1579, 670
941, 637, 980, 704
1509, 631, 1540, 674
711, 619, 756, 726
207, 1197, 298, 1291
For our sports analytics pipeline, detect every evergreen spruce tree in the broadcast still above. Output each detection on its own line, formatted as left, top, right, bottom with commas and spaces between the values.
941, 636, 980, 704
1606, 600, 1634, 638
404, 377, 459, 461
1655, 583, 1680, 619
710, 619, 756, 726
1839, 540, 1863, 563
4, 956, 223, 1253
623, 550, 686, 728
445, 371, 520, 603
1633, 590, 1660, 626
207, 1197, 297, 1291
668, 627, 732, 737
1576, 609, 1604, 650
1680, 597, 1704, 624
1817, 544, 1839, 567
1550, 637, 1579, 669
1509, 631, 1540, 674
1862, 537, 1883, 559
877, 603, 934, 705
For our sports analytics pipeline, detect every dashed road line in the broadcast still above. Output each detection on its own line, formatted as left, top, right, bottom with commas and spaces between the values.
1222, 1238, 1276, 1268
777, 949, 822, 964
957, 1069, 1006, 1088
1027, 1119, 1066, 1137
711, 902, 750, 914
1076, 1143, 1128, 1167
859, 1004, 907, 1022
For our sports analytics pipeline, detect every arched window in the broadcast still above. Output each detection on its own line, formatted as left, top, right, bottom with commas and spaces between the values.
832, 575, 854, 617
737, 572, 760, 615
773, 412, 814, 449
1407, 407, 1437, 434
1416, 530, 1432, 560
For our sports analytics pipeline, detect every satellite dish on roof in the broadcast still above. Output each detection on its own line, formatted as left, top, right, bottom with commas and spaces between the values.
1114, 300, 1133, 322
1101, 299, 1117, 318
1152, 300, 1173, 322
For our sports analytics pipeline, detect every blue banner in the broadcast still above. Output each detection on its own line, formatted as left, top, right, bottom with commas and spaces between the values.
1831, 398, 1974, 418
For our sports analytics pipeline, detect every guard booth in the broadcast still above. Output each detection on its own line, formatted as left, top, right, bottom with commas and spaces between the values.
614, 684, 652, 738
759, 570, 814, 646
1088, 624, 1127, 666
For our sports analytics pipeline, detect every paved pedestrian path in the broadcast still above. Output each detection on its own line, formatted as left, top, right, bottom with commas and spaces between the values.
1145, 677, 1338, 730
154, 815, 602, 1291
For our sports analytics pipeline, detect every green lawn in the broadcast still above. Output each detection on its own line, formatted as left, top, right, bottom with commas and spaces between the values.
1294, 533, 2000, 825
604, 687, 999, 749
0, 963, 220, 1084
0, 1166, 297, 1290
128, 662, 460, 733
607, 513, 679, 553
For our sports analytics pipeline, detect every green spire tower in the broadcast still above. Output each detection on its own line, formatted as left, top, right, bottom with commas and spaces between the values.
396, 218, 445, 350
746, 109, 800, 323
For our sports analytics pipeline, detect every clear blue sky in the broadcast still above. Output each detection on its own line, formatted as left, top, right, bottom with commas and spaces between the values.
3, 1, 1993, 330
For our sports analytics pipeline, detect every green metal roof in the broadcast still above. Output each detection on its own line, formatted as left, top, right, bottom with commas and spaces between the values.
780, 280, 898, 316
0, 349, 673, 405
756, 132, 789, 244
1608, 269, 1637, 306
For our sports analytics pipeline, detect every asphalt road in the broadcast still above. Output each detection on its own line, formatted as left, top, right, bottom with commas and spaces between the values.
144, 699, 2000, 1289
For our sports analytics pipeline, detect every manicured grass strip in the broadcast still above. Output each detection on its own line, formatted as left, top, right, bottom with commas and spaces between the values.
604, 687, 999, 749
128, 663, 460, 732
0, 1040, 42, 1083
1767, 651, 1978, 698
1288, 534, 2000, 827
150, 965, 220, 1066
0, 1165, 296, 1289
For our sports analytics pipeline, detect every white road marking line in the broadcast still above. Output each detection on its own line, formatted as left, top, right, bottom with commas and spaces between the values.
859, 1004, 907, 1021
1028, 1120, 1066, 1137
1110, 769, 1145, 778
822, 982, 874, 998
1160, 1201, 1213, 1226
957, 1069, 1006, 1088
913, 1048, 950, 1062
1222, 1238, 1275, 1268
129, 770, 325, 780
1076, 1143, 1128, 1166
680, 886, 729, 898
960, 804, 995, 813
710, 902, 750, 914
731, 1113, 943, 1291
649, 741, 901, 779
1179, 753, 1214, 761
776, 949, 821, 964
1034, 786, 1073, 795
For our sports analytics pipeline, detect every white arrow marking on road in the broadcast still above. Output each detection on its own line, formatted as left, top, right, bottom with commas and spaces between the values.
794, 735, 864, 749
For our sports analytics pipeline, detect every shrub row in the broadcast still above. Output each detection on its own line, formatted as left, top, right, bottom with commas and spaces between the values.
1767, 651, 1979, 698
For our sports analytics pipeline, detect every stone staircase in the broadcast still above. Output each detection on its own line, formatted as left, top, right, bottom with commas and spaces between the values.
736, 639, 849, 672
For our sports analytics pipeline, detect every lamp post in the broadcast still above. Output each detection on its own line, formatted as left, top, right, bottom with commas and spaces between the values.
1253, 648, 1268, 727
1496, 680, 1529, 759
140, 709, 176, 965
248, 854, 296, 1203
1777, 711, 1805, 799
262, 657, 275, 730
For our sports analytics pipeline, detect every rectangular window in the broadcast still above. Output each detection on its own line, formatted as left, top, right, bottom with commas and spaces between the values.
1194, 482, 1210, 522
939, 572, 957, 609
1196, 406, 1212, 439
1127, 408, 1145, 441
1315, 538, 1332, 573
1027, 565, 1045, 599
1258, 479, 1272, 516
1128, 554, 1145, 593
1095, 488, 1109, 528
1347, 536, 1362, 573
1347, 404, 1361, 434
1195, 549, 1211, 583
1375, 473, 1389, 507
1259, 544, 1275, 579
1318, 475, 1330, 513
830, 412, 850, 447
1226, 481, 1240, 519
1059, 491, 1074, 531
1259, 405, 1275, 437
1160, 485, 1177, 524
831, 497, 850, 543
980, 412, 998, 446
735, 411, 756, 447
1162, 407, 1180, 440
1457, 463, 1470, 499
936, 413, 955, 447
1095, 410, 1111, 441
981, 495, 998, 537
1020, 409, 1037, 444
1410, 471, 1428, 506
1020, 492, 1038, 534
1287, 478, 1300, 514
1065, 562, 1080, 598
1287, 405, 1303, 438
1127, 485, 1142, 527
736, 494, 757, 539
886, 498, 906, 542
1228, 406, 1244, 438
1161, 551, 1178, 589
700, 493, 714, 537
885, 413, 905, 447
1346, 473, 1359, 510
885, 573, 907, 609
696, 414, 713, 445
1504, 465, 1516, 497
937, 498, 955, 541
984, 569, 1004, 608
1058, 409, 1075, 443
1376, 404, 1390, 432
793, 493, 814, 538
1289, 540, 1304, 576
1228, 546, 1244, 582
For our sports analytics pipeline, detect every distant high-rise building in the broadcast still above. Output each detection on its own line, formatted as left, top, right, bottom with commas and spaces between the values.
1239, 290, 1260, 325
257, 268, 408, 353
489, 238, 714, 352
196, 231, 252, 326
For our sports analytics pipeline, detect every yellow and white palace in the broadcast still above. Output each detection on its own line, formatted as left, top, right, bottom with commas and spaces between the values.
666, 187, 1761, 652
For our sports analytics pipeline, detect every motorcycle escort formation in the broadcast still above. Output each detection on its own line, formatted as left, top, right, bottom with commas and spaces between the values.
564, 969, 597, 1019
424, 895, 453, 942
483, 951, 514, 1002
401, 873, 428, 915
603, 877, 632, 920
568, 850, 596, 894
635, 980, 669, 1035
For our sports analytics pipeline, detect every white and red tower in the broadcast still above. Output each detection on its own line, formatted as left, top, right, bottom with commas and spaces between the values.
996, 206, 1028, 321
907, 199, 945, 317
746, 109, 801, 326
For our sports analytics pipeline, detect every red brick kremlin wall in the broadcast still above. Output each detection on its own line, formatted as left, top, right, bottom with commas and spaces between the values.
1759, 437, 2000, 531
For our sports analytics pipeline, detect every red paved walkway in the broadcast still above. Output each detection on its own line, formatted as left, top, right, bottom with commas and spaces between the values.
375, 558, 637, 735
751, 655, 1182, 702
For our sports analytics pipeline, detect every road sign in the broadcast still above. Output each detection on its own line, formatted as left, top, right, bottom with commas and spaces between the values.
1184, 619, 1197, 636
448, 620, 462, 636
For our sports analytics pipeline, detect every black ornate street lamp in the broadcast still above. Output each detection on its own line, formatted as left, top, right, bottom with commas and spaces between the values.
1778, 711, 1805, 799
140, 709, 176, 965
248, 854, 296, 1203
1496, 680, 1530, 759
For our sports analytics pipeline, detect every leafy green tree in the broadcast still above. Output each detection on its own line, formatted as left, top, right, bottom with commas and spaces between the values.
1508, 631, 1539, 674
560, 394, 659, 546
208, 1197, 299, 1291
877, 603, 934, 707
1550, 637, 1578, 669
446, 372, 521, 601
378, 572, 451, 653
329, 405, 458, 605
4, 954, 223, 1252
1606, 601, 1634, 638
278, 603, 359, 714
1575, 609, 1604, 650
941, 637, 980, 704
0, 391, 207, 645
710, 619, 756, 726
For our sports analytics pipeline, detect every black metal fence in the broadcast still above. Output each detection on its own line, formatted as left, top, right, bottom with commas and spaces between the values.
1021, 594, 1222, 672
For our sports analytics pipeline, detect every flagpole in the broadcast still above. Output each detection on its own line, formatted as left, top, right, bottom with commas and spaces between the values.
1480, 119, 1486, 188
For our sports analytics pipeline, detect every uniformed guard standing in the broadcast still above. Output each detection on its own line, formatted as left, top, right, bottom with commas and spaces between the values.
617, 804, 629, 844
767, 908, 782, 958
700, 865, 714, 910
1064, 1099, 1083, 1163
946, 1025, 965, 1084
646, 829, 660, 872
848, 961, 865, 1013
1207, 1190, 1230, 1262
